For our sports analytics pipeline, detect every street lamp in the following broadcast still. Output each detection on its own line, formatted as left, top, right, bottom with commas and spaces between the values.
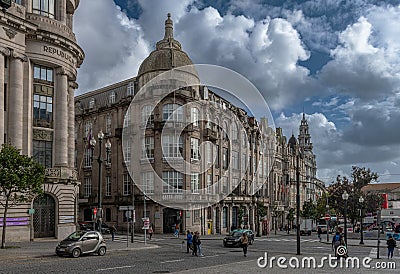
326, 203, 330, 242
342, 191, 349, 247
359, 196, 364, 245
91, 130, 111, 233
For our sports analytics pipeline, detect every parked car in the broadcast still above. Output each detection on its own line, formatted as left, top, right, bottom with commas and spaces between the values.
78, 221, 111, 234
56, 231, 106, 258
223, 229, 254, 247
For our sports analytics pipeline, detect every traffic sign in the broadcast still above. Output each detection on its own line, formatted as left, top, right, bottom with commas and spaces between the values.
119, 206, 134, 211
142, 217, 150, 230
125, 210, 132, 218
325, 214, 331, 221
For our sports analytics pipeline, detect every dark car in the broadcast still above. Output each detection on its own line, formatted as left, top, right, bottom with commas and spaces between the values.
78, 221, 111, 234
223, 229, 254, 247
56, 231, 106, 258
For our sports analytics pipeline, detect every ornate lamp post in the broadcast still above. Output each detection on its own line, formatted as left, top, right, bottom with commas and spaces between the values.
91, 130, 111, 233
359, 196, 364, 245
342, 191, 349, 247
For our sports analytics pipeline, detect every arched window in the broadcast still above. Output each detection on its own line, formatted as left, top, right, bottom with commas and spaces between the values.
163, 103, 183, 122
231, 122, 238, 141
89, 98, 95, 109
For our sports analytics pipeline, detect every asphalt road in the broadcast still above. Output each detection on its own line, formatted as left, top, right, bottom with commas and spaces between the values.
1, 233, 399, 274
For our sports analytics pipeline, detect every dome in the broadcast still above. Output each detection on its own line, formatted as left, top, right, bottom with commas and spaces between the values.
137, 13, 195, 78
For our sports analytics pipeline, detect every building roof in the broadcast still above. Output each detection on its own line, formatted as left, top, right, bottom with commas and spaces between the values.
137, 13, 194, 77
362, 183, 400, 193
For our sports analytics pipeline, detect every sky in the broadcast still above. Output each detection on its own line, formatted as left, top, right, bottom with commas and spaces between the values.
73, 0, 400, 185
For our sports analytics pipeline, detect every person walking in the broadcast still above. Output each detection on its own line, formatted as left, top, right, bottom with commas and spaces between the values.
195, 231, 204, 256
174, 223, 180, 237
148, 225, 153, 240
186, 230, 193, 253
387, 235, 397, 259
317, 226, 322, 242
240, 232, 249, 257
332, 231, 342, 257
111, 224, 117, 241
192, 231, 198, 256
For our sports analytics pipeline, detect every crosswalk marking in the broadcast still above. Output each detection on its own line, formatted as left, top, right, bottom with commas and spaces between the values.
257, 238, 319, 243
369, 247, 400, 259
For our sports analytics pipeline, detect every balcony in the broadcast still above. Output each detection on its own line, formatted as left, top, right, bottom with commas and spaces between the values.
204, 128, 218, 141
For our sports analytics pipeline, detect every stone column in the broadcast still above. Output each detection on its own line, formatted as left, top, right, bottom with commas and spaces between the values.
54, 68, 69, 167
0, 47, 10, 146
8, 52, 27, 149
68, 81, 78, 168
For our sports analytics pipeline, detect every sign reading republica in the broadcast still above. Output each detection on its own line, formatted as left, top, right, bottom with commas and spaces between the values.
43, 45, 75, 65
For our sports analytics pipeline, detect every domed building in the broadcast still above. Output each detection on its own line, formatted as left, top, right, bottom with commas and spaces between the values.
75, 14, 320, 236
0, 1, 84, 242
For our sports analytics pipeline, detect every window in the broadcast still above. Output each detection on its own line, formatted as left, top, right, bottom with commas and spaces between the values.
109, 92, 115, 104
242, 154, 247, 172
242, 131, 247, 147
222, 177, 228, 194
89, 98, 95, 109
105, 208, 111, 222
33, 140, 52, 168
231, 123, 238, 141
106, 114, 112, 134
206, 142, 213, 165
32, 0, 55, 18
223, 147, 229, 169
84, 177, 92, 198
191, 107, 199, 127
207, 174, 212, 194
141, 172, 154, 194
141, 105, 154, 126
33, 65, 53, 128
190, 138, 199, 160
232, 151, 239, 170
84, 148, 92, 168
123, 174, 131, 196
141, 137, 154, 159
162, 135, 183, 158
223, 121, 229, 140
84, 121, 92, 139
223, 207, 228, 228
106, 176, 111, 197
127, 81, 134, 96
191, 173, 199, 194
162, 171, 183, 194
162, 103, 183, 122
215, 145, 220, 168
123, 107, 131, 128
123, 140, 131, 164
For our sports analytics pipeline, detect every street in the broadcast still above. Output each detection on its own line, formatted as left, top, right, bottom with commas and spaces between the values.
1, 232, 399, 273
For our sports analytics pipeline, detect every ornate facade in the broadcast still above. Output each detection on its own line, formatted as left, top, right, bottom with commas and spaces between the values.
75, 14, 320, 235
0, 0, 84, 241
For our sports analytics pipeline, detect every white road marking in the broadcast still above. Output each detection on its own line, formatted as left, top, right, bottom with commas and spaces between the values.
161, 259, 184, 264
97, 265, 133, 271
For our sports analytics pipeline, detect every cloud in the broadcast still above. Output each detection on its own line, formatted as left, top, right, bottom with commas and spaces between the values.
74, 0, 150, 94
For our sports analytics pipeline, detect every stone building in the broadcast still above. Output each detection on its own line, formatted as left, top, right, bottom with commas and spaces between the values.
75, 14, 320, 235
0, 0, 84, 241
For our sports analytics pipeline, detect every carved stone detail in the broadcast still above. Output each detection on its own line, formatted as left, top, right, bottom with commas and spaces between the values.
0, 47, 11, 56
3, 27, 17, 39
33, 129, 53, 141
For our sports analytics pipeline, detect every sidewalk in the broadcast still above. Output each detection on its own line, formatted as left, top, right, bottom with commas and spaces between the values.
0, 234, 158, 261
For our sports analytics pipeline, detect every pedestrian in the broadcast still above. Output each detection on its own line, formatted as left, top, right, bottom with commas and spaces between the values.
387, 235, 397, 259
111, 224, 116, 241
148, 225, 153, 240
240, 232, 249, 257
332, 231, 342, 257
192, 231, 198, 256
174, 223, 180, 237
317, 226, 322, 242
195, 231, 204, 256
186, 230, 193, 253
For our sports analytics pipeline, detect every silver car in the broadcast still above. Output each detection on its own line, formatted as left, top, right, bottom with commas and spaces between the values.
56, 231, 106, 258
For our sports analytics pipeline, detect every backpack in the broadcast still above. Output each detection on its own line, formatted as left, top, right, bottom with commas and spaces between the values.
333, 234, 340, 242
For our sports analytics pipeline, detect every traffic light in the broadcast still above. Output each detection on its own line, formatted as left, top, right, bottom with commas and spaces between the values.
92, 208, 97, 221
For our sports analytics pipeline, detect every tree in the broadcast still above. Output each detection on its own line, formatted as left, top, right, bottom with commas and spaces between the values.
256, 201, 267, 236
328, 166, 381, 226
0, 144, 45, 249
301, 199, 317, 220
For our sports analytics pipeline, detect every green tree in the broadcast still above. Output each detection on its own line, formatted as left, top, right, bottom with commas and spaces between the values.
328, 166, 381, 225
0, 144, 45, 249
286, 207, 295, 227
301, 199, 317, 220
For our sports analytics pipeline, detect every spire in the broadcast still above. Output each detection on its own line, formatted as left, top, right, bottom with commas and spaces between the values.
156, 13, 182, 50
164, 13, 174, 39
